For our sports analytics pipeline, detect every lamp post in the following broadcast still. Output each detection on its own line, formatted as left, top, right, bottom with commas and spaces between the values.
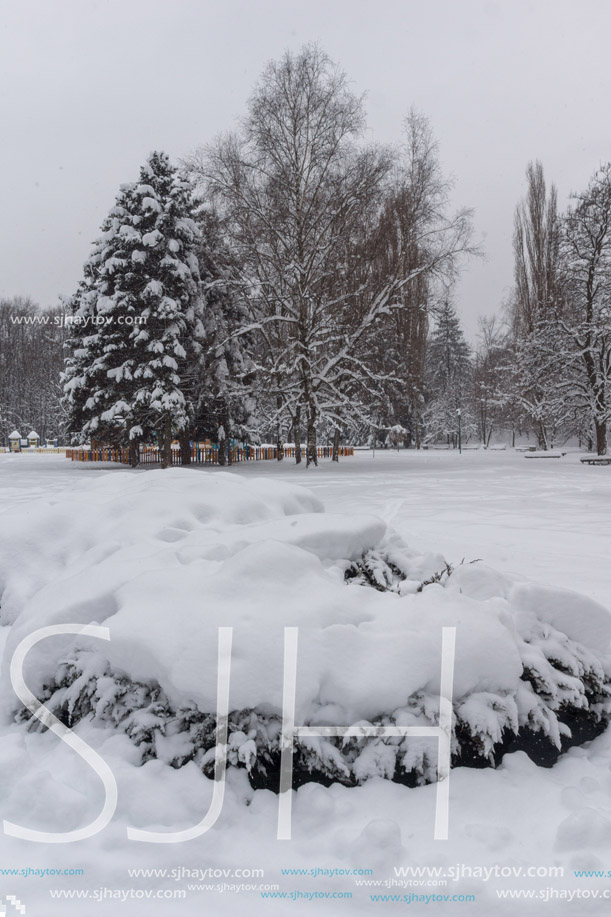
457, 409, 462, 454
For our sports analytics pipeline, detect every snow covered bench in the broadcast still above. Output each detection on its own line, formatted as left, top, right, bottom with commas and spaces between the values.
524, 451, 566, 459
580, 456, 611, 466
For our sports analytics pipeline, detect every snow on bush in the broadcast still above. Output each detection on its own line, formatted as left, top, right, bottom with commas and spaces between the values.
2, 469, 611, 790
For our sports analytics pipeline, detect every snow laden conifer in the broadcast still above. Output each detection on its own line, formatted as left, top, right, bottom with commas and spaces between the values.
423, 298, 474, 445
61, 281, 97, 444
188, 209, 256, 465
62, 151, 203, 467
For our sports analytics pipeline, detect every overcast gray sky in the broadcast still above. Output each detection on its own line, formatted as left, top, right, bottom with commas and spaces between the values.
1, 0, 610, 339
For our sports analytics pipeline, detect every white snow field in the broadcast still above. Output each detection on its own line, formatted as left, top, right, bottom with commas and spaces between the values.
1, 449, 611, 915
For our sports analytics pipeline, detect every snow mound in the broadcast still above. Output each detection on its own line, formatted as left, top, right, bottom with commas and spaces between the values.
0, 470, 323, 626
3, 469, 611, 790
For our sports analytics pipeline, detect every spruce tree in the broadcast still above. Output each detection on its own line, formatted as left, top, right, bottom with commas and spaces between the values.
63, 151, 203, 466
189, 209, 254, 461
424, 298, 474, 445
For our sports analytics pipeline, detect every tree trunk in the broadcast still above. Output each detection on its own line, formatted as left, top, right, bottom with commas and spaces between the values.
596, 420, 607, 455
537, 421, 547, 451
275, 393, 284, 461
218, 431, 226, 466
306, 413, 317, 467
159, 416, 172, 469
332, 427, 340, 462
293, 406, 302, 465
128, 439, 140, 468
178, 428, 191, 465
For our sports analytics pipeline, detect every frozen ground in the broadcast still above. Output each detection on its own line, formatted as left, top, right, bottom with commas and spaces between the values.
3, 448, 610, 605
1, 449, 611, 915
222, 448, 611, 611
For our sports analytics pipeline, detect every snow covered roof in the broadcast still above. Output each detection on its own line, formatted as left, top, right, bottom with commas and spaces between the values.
27, 431, 39, 439
8, 430, 20, 438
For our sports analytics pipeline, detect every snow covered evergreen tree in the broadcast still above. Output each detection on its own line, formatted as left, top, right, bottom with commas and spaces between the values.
61, 283, 95, 444
188, 208, 255, 463
63, 151, 203, 466
423, 298, 474, 445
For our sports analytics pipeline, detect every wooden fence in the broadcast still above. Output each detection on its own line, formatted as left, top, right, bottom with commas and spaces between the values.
65, 443, 354, 465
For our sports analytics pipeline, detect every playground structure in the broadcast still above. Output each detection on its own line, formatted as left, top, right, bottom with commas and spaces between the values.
5, 430, 62, 452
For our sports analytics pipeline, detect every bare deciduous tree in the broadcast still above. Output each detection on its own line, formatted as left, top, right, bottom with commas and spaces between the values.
560, 164, 611, 454
0, 297, 67, 444
505, 161, 565, 448
511, 160, 563, 336
189, 48, 475, 464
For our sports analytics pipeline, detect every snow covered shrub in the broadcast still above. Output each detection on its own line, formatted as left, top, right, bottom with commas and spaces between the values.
17, 608, 611, 790
344, 550, 407, 593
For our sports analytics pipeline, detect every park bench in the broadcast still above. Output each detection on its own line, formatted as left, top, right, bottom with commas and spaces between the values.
580, 456, 611, 466
524, 451, 566, 459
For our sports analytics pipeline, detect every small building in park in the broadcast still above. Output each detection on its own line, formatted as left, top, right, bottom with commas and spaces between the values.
8, 430, 21, 452
27, 431, 40, 448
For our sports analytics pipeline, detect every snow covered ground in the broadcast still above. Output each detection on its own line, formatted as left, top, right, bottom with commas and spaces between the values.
1, 449, 611, 915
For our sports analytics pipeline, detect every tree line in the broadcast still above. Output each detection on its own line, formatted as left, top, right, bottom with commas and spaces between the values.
60, 46, 476, 466
3, 46, 610, 458
0, 298, 67, 443
463, 161, 611, 454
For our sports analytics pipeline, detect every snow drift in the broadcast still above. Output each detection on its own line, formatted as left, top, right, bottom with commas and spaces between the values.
2, 468, 611, 789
